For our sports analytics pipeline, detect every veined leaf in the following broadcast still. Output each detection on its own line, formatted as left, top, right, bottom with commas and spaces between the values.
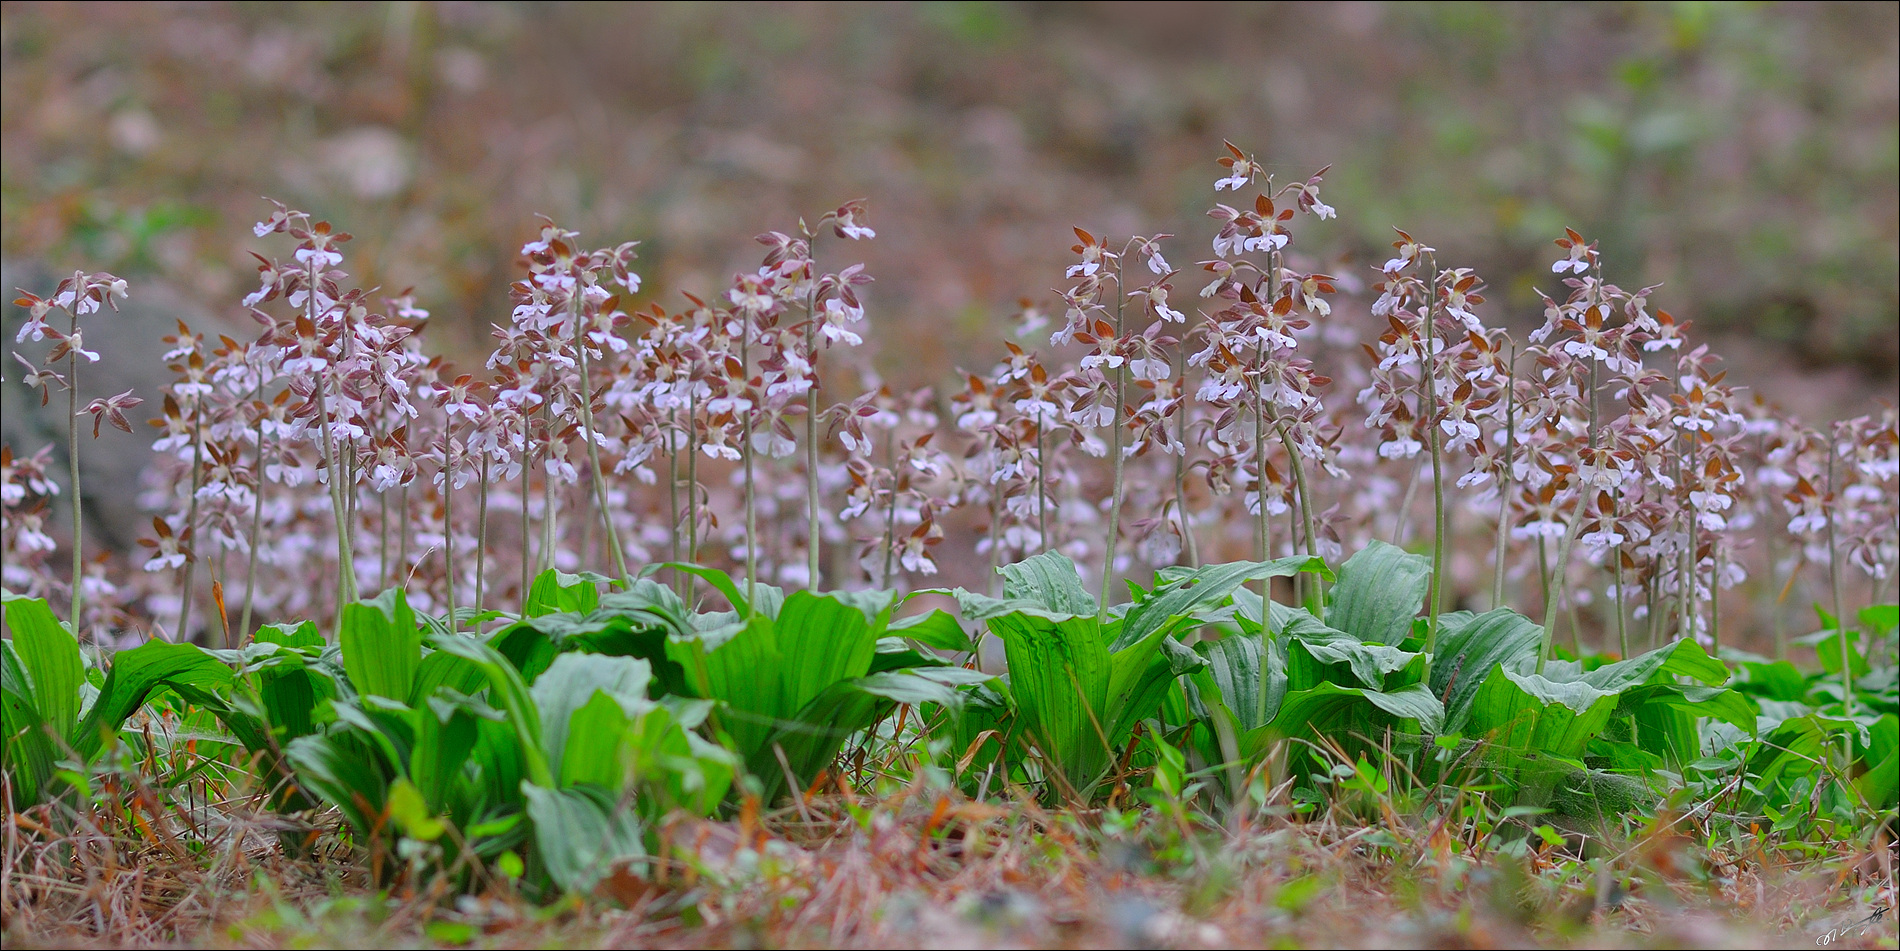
2, 592, 83, 740
560, 692, 633, 791
523, 569, 608, 617
888, 609, 972, 652
1285, 637, 1425, 694
1104, 622, 1205, 750
989, 610, 1113, 795
998, 550, 1098, 617
1572, 637, 1728, 691
1730, 657, 1808, 703
1113, 556, 1325, 652
531, 654, 654, 776
286, 729, 392, 836
639, 562, 780, 617
523, 783, 645, 895
339, 588, 420, 703
772, 591, 882, 719
410, 688, 488, 810
1325, 540, 1430, 645
250, 621, 330, 743
427, 635, 552, 788
1432, 608, 1543, 733
1464, 666, 1617, 764
72, 639, 234, 762
1858, 713, 1897, 809
1191, 635, 1281, 732
1253, 680, 1444, 758
1, 639, 55, 807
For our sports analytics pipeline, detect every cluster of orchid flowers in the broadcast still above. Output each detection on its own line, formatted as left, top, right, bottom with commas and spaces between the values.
4, 144, 1894, 658
7, 272, 140, 639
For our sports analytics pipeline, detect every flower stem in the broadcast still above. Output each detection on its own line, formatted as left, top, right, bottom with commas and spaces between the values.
1173, 345, 1199, 568
475, 454, 490, 625
1825, 442, 1853, 728
1099, 258, 1128, 622
175, 410, 206, 639
1272, 411, 1321, 609
1492, 347, 1517, 608
444, 441, 458, 630
1036, 416, 1050, 554
686, 396, 700, 574
805, 275, 823, 591
1537, 489, 1588, 674
668, 413, 682, 597
574, 298, 630, 584
239, 400, 273, 642
883, 437, 898, 586
65, 274, 83, 629
1422, 260, 1446, 657
740, 315, 757, 615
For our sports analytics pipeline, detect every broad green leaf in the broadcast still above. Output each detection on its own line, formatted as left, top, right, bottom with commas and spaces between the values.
1, 639, 55, 807
286, 729, 391, 836
1616, 682, 1756, 730
251, 621, 330, 742
642, 562, 751, 615
761, 679, 891, 799
412, 641, 492, 704
596, 579, 699, 639
523, 569, 608, 617
468, 716, 527, 813
1464, 666, 1617, 763
627, 707, 735, 816
888, 609, 973, 652
949, 588, 1077, 623
1432, 608, 1543, 732
1193, 635, 1281, 732
998, 550, 1098, 617
522, 783, 644, 894
1114, 557, 1326, 651
1574, 637, 1728, 691
339, 588, 420, 703
1104, 623, 1205, 749
1857, 713, 1897, 809
426, 635, 551, 788
72, 639, 234, 762
1859, 604, 1898, 635
1285, 637, 1424, 694
989, 610, 1113, 794
1255, 680, 1444, 754
1, 592, 83, 740
1731, 658, 1808, 703
410, 689, 485, 810
771, 592, 881, 720
531, 654, 653, 775
559, 692, 633, 790
852, 668, 992, 707
868, 637, 953, 674
1325, 540, 1430, 645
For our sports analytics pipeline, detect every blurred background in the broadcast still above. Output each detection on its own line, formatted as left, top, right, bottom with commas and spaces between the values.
4, 1, 1896, 436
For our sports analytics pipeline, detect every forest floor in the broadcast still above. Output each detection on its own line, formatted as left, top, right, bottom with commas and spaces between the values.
4, 786, 1894, 949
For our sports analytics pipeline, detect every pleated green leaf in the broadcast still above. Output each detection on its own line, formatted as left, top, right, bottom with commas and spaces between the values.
1, 592, 83, 740
1430, 608, 1543, 732
339, 587, 420, 704
72, 638, 234, 762
522, 783, 645, 895
997, 550, 1098, 617
1325, 540, 1430, 645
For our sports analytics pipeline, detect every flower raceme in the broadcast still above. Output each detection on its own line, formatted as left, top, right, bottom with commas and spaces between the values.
0, 144, 1887, 669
